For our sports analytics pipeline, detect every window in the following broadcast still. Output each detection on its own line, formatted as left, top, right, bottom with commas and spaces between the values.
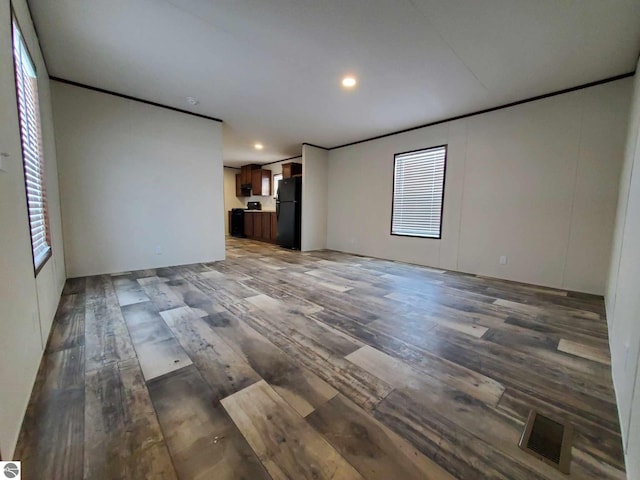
12, 18, 51, 273
273, 173, 283, 198
391, 145, 447, 239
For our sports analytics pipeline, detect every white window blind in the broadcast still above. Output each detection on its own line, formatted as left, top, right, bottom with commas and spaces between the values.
13, 19, 51, 272
391, 145, 446, 238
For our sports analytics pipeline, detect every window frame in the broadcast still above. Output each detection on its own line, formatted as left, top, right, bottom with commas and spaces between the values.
390, 144, 448, 240
11, 12, 52, 275
273, 172, 283, 199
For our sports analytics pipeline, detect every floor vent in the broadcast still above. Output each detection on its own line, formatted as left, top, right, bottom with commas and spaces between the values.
519, 410, 573, 474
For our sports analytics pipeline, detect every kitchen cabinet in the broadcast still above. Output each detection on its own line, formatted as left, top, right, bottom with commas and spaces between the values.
236, 165, 271, 197
236, 174, 250, 197
240, 166, 249, 185
282, 162, 302, 179
240, 164, 260, 185
262, 213, 271, 241
243, 212, 277, 243
251, 169, 272, 196
253, 212, 262, 238
244, 213, 253, 237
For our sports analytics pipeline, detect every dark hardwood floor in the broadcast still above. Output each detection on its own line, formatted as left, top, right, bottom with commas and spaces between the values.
14, 237, 625, 479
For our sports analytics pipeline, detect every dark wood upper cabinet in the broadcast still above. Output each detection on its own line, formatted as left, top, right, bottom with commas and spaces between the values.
236, 164, 271, 197
282, 162, 302, 179
240, 164, 260, 186
251, 169, 272, 196
236, 173, 250, 197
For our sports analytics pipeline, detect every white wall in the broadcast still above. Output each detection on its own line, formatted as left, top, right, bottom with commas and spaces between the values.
606, 61, 640, 478
0, 0, 66, 459
328, 79, 631, 294
301, 145, 328, 251
223, 168, 245, 234
52, 82, 225, 277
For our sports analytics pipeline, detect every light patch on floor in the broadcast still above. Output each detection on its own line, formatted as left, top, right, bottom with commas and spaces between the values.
135, 338, 193, 381
437, 319, 489, 338
245, 294, 282, 311
558, 339, 611, 365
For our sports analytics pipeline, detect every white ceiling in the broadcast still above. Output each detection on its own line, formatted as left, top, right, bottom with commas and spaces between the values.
29, 0, 640, 167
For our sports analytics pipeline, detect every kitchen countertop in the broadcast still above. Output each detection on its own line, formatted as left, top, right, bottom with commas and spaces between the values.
244, 209, 276, 213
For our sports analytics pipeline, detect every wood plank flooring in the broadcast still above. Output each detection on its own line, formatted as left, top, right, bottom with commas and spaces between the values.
14, 237, 625, 479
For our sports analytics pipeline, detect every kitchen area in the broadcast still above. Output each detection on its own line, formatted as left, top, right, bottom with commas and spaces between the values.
225, 160, 303, 249
223, 144, 329, 253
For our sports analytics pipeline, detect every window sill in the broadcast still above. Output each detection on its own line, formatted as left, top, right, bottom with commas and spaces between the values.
34, 247, 52, 277
390, 232, 442, 240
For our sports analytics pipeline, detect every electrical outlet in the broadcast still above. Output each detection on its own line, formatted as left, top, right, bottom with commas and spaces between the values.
155, 245, 162, 255
499, 255, 508, 265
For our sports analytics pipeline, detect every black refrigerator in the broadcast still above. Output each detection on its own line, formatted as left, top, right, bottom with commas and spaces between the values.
276, 177, 302, 249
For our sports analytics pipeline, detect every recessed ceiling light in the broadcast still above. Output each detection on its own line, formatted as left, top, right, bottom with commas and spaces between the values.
342, 76, 357, 88
186, 96, 199, 105
254, 143, 264, 150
